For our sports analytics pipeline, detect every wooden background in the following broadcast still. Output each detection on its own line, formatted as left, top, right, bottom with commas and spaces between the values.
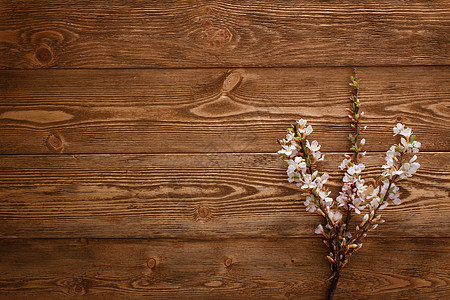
0, 1, 449, 299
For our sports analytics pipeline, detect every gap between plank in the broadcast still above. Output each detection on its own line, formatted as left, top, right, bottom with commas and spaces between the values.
0, 151, 446, 156
1, 64, 450, 71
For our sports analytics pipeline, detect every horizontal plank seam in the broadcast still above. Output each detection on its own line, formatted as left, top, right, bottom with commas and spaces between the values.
0, 237, 449, 242
0, 151, 447, 156
2, 64, 450, 71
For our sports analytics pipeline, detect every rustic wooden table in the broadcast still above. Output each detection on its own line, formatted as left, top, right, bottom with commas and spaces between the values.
0, 1, 449, 299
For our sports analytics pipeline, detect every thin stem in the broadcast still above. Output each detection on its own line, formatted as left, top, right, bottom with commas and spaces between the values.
297, 138, 314, 175
351, 69, 360, 164
328, 272, 340, 300
345, 170, 401, 258
343, 208, 352, 235
343, 69, 360, 237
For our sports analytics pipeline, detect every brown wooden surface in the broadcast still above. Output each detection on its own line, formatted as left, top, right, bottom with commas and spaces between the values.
1, 66, 449, 154
1, 1, 449, 299
0, 153, 448, 239
1, 1, 450, 69
0, 238, 448, 299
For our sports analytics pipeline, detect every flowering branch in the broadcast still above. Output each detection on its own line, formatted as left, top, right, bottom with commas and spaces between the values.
277, 75, 421, 299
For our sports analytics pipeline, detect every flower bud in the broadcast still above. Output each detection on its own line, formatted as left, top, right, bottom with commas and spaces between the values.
360, 214, 369, 226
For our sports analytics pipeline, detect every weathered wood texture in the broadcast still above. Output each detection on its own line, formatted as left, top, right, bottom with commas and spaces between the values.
0, 238, 448, 299
1, 153, 448, 238
1, 1, 449, 69
1, 0, 449, 298
1, 66, 449, 154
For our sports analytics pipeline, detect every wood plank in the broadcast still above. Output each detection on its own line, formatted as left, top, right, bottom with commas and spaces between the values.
0, 153, 448, 238
1, 66, 449, 154
0, 238, 448, 299
0, 0, 449, 69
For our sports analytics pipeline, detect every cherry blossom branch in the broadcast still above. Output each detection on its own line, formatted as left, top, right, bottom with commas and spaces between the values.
343, 71, 361, 236
277, 75, 421, 300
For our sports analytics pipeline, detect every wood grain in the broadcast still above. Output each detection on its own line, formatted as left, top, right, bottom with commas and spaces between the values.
0, 153, 448, 238
1, 66, 449, 154
1, 1, 448, 298
0, 238, 448, 299
0, 0, 449, 69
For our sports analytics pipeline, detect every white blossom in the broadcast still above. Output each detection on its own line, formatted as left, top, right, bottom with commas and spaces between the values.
315, 224, 324, 235
312, 150, 324, 161
393, 123, 405, 136
339, 158, 351, 170
286, 164, 299, 183
304, 194, 316, 212
279, 116, 420, 263
318, 189, 331, 200
329, 210, 343, 223
379, 202, 388, 210
382, 128, 421, 180
297, 119, 307, 127
393, 123, 412, 138
388, 184, 401, 205
401, 127, 412, 138
347, 163, 365, 175
298, 123, 313, 135
403, 161, 420, 178
401, 137, 412, 151
370, 197, 379, 208
306, 140, 321, 152
278, 143, 297, 158
321, 173, 329, 183
286, 132, 295, 142
288, 156, 307, 173
324, 197, 333, 207
361, 213, 369, 224
301, 174, 317, 189
412, 141, 421, 153
342, 173, 354, 183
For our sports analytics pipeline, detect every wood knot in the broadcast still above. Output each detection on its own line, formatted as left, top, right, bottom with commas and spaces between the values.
72, 284, 84, 295
203, 5, 212, 15
131, 275, 154, 288
222, 71, 242, 92
205, 280, 223, 287
35, 47, 53, 65
194, 205, 212, 222
147, 257, 157, 269
78, 237, 88, 245
66, 279, 88, 295
202, 19, 213, 28
44, 133, 64, 153
224, 257, 233, 267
